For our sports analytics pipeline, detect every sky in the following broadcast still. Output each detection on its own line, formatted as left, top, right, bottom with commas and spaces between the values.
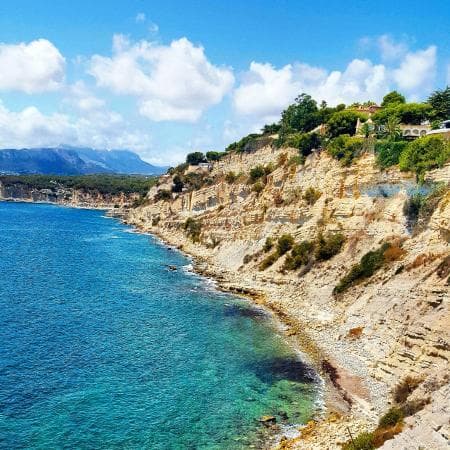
0, 0, 449, 166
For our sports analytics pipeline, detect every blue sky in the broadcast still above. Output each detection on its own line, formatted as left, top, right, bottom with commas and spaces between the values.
0, 0, 449, 165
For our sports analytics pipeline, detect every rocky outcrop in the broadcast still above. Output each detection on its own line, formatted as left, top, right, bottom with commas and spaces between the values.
127, 146, 450, 449
0, 180, 138, 210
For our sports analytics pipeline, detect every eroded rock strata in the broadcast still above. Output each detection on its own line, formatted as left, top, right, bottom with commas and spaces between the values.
127, 145, 449, 449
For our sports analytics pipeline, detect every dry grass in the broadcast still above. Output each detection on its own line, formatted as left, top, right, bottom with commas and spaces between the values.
372, 423, 404, 447
348, 326, 364, 338
393, 375, 422, 404
406, 253, 441, 270
383, 244, 406, 262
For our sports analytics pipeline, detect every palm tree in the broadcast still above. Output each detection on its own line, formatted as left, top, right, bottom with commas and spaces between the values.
384, 116, 402, 140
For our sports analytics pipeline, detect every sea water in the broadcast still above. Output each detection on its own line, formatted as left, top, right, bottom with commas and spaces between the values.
0, 202, 319, 449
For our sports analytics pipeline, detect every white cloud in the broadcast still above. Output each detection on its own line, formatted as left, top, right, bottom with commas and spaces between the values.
68, 81, 105, 111
0, 39, 65, 93
393, 46, 436, 93
89, 35, 234, 122
0, 100, 153, 158
378, 35, 408, 61
233, 44, 438, 126
135, 12, 146, 23
233, 58, 388, 124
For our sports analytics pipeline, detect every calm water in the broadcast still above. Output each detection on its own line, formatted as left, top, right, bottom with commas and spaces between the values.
0, 202, 319, 449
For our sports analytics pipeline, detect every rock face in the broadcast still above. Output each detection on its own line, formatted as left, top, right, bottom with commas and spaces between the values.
127, 146, 450, 449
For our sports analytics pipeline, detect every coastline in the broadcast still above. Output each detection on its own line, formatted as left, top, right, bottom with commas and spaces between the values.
124, 220, 376, 448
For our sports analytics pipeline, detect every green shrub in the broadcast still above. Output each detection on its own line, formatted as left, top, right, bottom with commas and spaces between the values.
252, 181, 264, 194
315, 233, 345, 261
399, 135, 450, 181
404, 184, 449, 232
286, 132, 321, 156
326, 110, 366, 138
327, 135, 365, 166
225, 171, 238, 184
259, 252, 279, 270
155, 189, 172, 201
249, 165, 265, 182
342, 432, 375, 450
184, 218, 202, 243
379, 407, 404, 428
334, 243, 391, 294
226, 133, 262, 153
277, 234, 295, 255
288, 155, 305, 166
186, 152, 206, 165
283, 240, 314, 270
303, 187, 322, 205
263, 237, 274, 252
375, 140, 408, 168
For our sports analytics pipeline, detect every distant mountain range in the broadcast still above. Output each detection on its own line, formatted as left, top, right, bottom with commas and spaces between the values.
0, 147, 167, 175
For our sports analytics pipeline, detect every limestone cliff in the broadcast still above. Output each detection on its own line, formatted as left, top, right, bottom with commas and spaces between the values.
127, 145, 449, 449
0, 180, 138, 210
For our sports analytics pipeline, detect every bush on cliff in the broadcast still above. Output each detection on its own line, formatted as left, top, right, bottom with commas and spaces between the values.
334, 243, 391, 294
184, 218, 202, 243
286, 132, 321, 157
327, 135, 365, 166
375, 140, 408, 168
283, 240, 313, 270
277, 234, 295, 255
303, 187, 322, 205
154, 189, 172, 202
315, 233, 345, 261
399, 135, 450, 181
342, 432, 375, 450
326, 110, 366, 138
259, 252, 279, 270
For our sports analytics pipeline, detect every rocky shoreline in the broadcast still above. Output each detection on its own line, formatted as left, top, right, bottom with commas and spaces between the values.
126, 148, 449, 449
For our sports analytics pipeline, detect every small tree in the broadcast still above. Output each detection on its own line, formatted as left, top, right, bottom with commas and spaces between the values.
327, 110, 365, 138
277, 234, 295, 255
186, 152, 206, 165
427, 86, 450, 121
381, 91, 406, 107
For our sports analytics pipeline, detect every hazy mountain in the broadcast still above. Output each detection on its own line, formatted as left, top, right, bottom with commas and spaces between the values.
0, 147, 167, 175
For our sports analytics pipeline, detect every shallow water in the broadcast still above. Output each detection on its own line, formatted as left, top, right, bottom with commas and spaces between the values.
0, 202, 319, 449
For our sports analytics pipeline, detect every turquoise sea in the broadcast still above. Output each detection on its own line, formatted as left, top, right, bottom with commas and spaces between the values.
0, 202, 319, 449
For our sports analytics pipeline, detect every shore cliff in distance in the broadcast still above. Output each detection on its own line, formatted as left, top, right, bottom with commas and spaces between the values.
126, 134, 449, 449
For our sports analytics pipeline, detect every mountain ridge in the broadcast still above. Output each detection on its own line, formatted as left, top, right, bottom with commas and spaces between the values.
0, 147, 167, 175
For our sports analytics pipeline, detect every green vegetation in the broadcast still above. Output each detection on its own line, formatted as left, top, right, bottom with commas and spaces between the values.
154, 189, 172, 202
226, 133, 262, 153
279, 94, 321, 140
315, 233, 345, 261
225, 171, 238, 184
252, 181, 264, 194
286, 132, 321, 156
263, 237, 274, 252
276, 234, 295, 255
399, 135, 450, 181
342, 432, 375, 450
375, 140, 408, 168
378, 407, 404, 428
327, 110, 366, 138
249, 165, 266, 182
381, 90, 405, 107
283, 240, 313, 270
327, 135, 365, 166
427, 86, 450, 121
334, 243, 391, 294
0, 174, 157, 196
186, 152, 206, 165
184, 218, 202, 242
259, 252, 279, 270
303, 187, 322, 205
